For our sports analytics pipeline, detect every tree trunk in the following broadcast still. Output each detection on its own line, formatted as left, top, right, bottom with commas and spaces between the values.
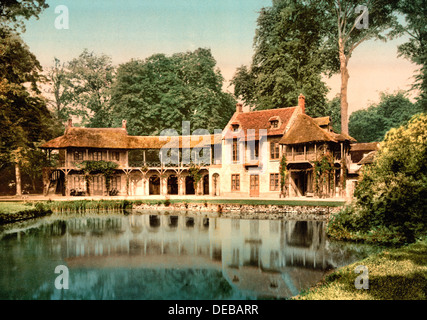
339, 38, 350, 135
15, 163, 22, 196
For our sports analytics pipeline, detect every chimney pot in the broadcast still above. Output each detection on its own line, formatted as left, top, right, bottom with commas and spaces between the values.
298, 94, 305, 114
67, 118, 73, 128
236, 103, 243, 113
122, 119, 127, 129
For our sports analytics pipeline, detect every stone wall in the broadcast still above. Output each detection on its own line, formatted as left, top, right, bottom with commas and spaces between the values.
133, 202, 342, 221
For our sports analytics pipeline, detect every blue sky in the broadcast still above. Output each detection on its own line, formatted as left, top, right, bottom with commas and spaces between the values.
21, 0, 418, 114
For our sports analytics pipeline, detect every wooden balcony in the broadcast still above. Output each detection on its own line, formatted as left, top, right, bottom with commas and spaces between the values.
285, 151, 344, 163
286, 152, 316, 163
51, 160, 212, 172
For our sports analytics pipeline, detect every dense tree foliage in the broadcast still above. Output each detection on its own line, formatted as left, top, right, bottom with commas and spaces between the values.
395, 0, 426, 111
111, 48, 235, 135
48, 49, 115, 127
45, 57, 72, 123
325, 95, 341, 133
0, 27, 58, 194
231, 0, 333, 117
0, 0, 48, 32
328, 113, 427, 243
349, 92, 422, 142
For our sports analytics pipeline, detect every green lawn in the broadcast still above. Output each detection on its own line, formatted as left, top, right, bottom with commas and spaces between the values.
295, 238, 427, 300
0, 202, 35, 214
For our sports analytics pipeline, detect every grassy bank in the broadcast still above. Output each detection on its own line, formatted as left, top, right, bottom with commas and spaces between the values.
295, 238, 427, 300
0, 202, 35, 214
0, 202, 52, 224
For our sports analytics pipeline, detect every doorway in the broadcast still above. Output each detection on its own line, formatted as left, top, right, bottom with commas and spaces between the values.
185, 176, 195, 195
250, 174, 259, 197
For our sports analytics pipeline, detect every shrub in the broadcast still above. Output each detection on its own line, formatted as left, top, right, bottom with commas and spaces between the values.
328, 114, 427, 244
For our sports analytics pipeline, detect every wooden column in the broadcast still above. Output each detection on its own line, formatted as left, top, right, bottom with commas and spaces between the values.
123, 169, 131, 196
63, 169, 71, 196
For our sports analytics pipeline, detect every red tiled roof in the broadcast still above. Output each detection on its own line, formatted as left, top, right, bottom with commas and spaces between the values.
224, 107, 297, 140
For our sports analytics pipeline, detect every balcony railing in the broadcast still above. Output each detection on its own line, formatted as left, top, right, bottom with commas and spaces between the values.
128, 161, 212, 168
286, 151, 343, 163
286, 151, 317, 162
53, 159, 125, 168
51, 160, 212, 170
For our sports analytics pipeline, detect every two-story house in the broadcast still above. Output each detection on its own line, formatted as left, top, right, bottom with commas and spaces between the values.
40, 94, 357, 199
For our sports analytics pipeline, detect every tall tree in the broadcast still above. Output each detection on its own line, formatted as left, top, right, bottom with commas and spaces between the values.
111, 48, 235, 135
45, 57, 72, 122
323, 0, 401, 135
0, 28, 56, 195
62, 49, 115, 127
231, 0, 335, 117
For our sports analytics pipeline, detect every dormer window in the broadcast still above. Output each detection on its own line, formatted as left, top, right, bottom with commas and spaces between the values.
271, 120, 279, 128
268, 116, 281, 129
231, 123, 240, 132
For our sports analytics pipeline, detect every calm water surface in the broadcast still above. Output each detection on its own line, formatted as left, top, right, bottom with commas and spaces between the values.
0, 211, 376, 300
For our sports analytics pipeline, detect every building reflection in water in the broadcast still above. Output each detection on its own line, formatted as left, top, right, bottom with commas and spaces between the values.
29, 214, 338, 298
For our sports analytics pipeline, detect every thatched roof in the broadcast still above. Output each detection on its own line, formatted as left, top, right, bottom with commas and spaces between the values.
358, 150, 377, 165
313, 116, 330, 127
350, 142, 379, 151
279, 114, 356, 145
40, 127, 129, 149
279, 114, 336, 145
330, 131, 357, 142
40, 127, 220, 150
224, 107, 296, 140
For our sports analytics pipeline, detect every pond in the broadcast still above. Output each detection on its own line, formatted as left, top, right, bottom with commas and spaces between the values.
0, 211, 377, 300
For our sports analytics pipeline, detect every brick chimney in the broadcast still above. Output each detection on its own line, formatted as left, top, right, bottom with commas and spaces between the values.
64, 118, 73, 134
236, 102, 243, 113
298, 94, 305, 114
122, 119, 127, 129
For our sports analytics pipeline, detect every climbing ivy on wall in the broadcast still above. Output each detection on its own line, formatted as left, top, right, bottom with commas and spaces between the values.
188, 162, 203, 194
313, 152, 335, 197
76, 160, 119, 194
279, 154, 288, 196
